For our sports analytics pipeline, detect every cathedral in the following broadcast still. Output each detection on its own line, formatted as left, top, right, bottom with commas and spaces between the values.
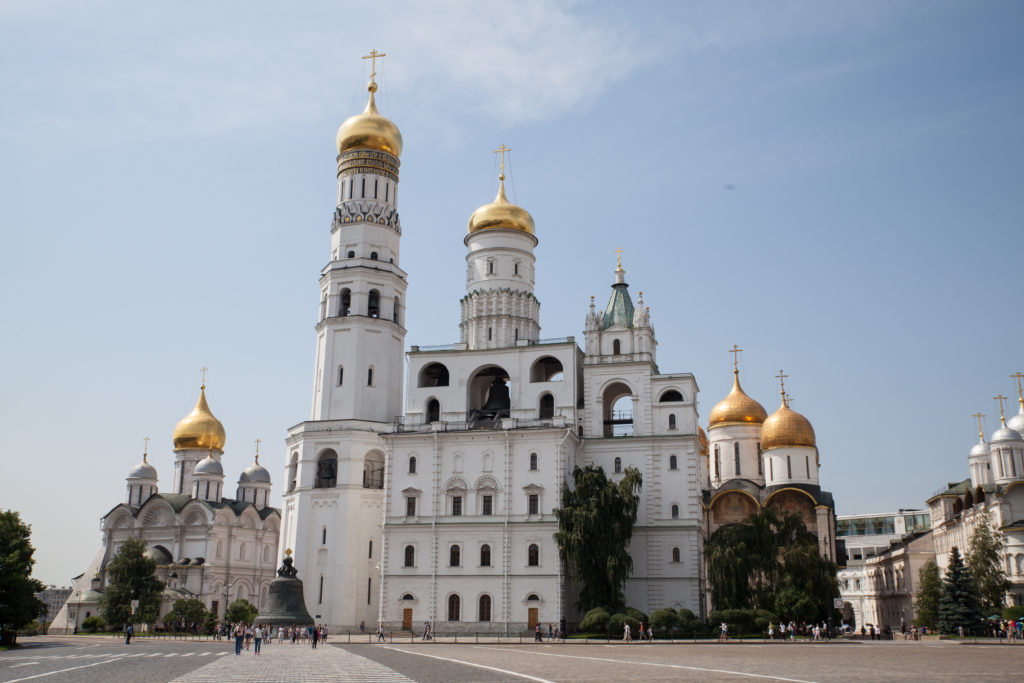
49, 384, 280, 633
279, 57, 837, 634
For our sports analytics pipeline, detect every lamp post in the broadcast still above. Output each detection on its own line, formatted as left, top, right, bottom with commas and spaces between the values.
222, 581, 235, 625
74, 591, 81, 635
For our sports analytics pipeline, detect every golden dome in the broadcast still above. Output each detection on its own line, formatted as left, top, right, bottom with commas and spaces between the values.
172, 385, 226, 451
708, 370, 767, 428
761, 397, 816, 449
468, 178, 535, 235
336, 80, 403, 157
698, 426, 709, 455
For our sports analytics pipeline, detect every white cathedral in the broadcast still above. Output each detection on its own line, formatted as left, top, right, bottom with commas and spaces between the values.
279, 62, 837, 634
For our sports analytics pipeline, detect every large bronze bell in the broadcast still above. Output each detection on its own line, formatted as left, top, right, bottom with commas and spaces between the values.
255, 554, 314, 626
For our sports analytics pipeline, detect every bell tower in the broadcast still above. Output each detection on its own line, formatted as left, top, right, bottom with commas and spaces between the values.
281, 52, 404, 632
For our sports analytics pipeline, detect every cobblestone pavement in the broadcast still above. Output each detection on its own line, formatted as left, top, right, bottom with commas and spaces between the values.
170, 642, 414, 683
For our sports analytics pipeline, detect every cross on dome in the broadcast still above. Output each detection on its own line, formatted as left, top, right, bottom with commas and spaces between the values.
362, 49, 386, 81
728, 345, 743, 372
994, 394, 1008, 425
973, 412, 986, 439
494, 144, 511, 181
142, 436, 150, 460
1012, 372, 1024, 407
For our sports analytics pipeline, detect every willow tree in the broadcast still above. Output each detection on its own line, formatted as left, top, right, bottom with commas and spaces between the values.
555, 465, 642, 610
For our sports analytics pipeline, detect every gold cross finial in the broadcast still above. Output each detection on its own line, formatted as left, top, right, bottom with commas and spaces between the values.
775, 369, 789, 400
972, 412, 985, 440
493, 144, 511, 181
362, 49, 386, 81
994, 394, 1008, 425
614, 246, 624, 270
142, 436, 150, 460
784, 392, 794, 407
200, 366, 208, 389
1012, 372, 1024, 407
728, 345, 743, 373
254, 438, 261, 464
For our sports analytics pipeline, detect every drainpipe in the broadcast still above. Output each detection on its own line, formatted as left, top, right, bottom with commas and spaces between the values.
503, 425, 511, 636
431, 429, 439, 628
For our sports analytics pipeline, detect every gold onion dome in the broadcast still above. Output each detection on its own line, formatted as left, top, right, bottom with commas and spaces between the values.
172, 385, 226, 451
761, 396, 816, 449
698, 427, 709, 455
708, 370, 767, 427
468, 178, 535, 235
336, 80, 403, 157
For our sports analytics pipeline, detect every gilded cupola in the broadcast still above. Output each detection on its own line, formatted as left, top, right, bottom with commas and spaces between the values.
336, 76, 403, 157
698, 426, 709, 455
708, 369, 767, 428
468, 146, 534, 235
172, 385, 226, 451
761, 393, 816, 449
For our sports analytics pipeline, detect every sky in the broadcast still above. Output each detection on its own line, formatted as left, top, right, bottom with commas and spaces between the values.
1, 0, 1022, 586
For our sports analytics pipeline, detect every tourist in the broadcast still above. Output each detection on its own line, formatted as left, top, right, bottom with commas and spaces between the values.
547, 623, 554, 641
124, 623, 133, 645
377, 625, 385, 642
245, 623, 253, 650
233, 622, 244, 655
310, 624, 318, 649
254, 624, 263, 654
768, 622, 774, 640
535, 623, 542, 642
719, 622, 728, 642
360, 620, 365, 634
623, 622, 632, 643
278, 625, 284, 643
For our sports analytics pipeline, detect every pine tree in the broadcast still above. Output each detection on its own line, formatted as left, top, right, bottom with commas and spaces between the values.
936, 546, 984, 635
913, 560, 941, 628
965, 512, 1010, 614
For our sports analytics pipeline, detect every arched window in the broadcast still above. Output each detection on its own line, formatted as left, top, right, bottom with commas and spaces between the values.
426, 399, 440, 423
288, 452, 298, 492
315, 450, 338, 488
672, 547, 680, 562
714, 445, 721, 479
734, 442, 741, 476
393, 297, 400, 323
528, 543, 539, 566
479, 595, 491, 622
370, 251, 378, 260
339, 288, 351, 317
659, 390, 683, 402
239, 543, 246, 560
671, 504, 679, 519
758, 442, 763, 475
530, 453, 538, 471
409, 456, 417, 474
480, 544, 491, 567
347, 250, 355, 258
404, 545, 415, 567
337, 366, 344, 386
449, 545, 460, 567
418, 363, 449, 387
368, 289, 380, 318
668, 413, 676, 430
614, 457, 622, 473
367, 367, 374, 386
613, 339, 621, 355
530, 356, 564, 382
669, 455, 677, 470
448, 594, 461, 621
538, 394, 554, 419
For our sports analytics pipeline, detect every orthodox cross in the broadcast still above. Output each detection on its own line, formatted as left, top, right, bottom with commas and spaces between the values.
994, 394, 1008, 423
728, 344, 743, 371
494, 144, 510, 180
142, 436, 150, 459
784, 392, 794, 406
362, 49, 386, 80
972, 412, 986, 439
200, 366, 208, 387
254, 438, 261, 463
1012, 372, 1024, 405
615, 246, 624, 269
775, 369, 788, 396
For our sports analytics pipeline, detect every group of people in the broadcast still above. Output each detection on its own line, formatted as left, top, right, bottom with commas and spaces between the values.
229, 623, 329, 654
534, 623, 561, 641
766, 620, 832, 640
622, 621, 654, 642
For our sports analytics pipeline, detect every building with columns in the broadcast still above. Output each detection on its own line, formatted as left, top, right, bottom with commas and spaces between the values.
49, 384, 280, 633
280, 59, 839, 634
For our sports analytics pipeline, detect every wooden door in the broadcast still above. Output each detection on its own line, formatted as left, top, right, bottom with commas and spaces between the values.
403, 608, 413, 631
528, 607, 539, 629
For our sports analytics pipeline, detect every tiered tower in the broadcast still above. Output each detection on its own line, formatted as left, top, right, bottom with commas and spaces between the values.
280, 52, 405, 630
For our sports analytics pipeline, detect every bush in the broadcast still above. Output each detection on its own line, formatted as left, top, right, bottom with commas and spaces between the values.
1003, 605, 1024, 620
580, 607, 610, 633
81, 616, 106, 633
625, 607, 648, 625
649, 609, 677, 633
607, 613, 641, 638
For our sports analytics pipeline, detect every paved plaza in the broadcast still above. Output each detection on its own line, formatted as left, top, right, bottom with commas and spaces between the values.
2, 636, 1022, 682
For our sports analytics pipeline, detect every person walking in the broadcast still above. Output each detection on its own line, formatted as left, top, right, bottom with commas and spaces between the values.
768, 622, 774, 640
377, 625, 385, 642
321, 624, 328, 643
233, 622, 244, 655
245, 624, 253, 650
623, 622, 632, 643
254, 625, 263, 654
124, 623, 133, 645
719, 622, 728, 642
311, 624, 318, 649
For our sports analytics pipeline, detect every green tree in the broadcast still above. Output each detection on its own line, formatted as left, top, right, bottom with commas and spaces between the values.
649, 608, 677, 634
555, 465, 643, 610
224, 599, 258, 624
965, 512, 1010, 614
936, 546, 985, 635
99, 538, 164, 626
913, 560, 942, 628
169, 599, 208, 630
0, 511, 46, 646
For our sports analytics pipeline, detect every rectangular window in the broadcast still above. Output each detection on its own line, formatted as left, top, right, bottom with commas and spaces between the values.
482, 495, 493, 516
367, 577, 372, 604
374, 179, 378, 198
368, 540, 373, 558
406, 496, 416, 516
805, 456, 810, 478
528, 494, 539, 515
452, 496, 463, 516
385, 183, 389, 202
318, 576, 324, 604
787, 455, 792, 478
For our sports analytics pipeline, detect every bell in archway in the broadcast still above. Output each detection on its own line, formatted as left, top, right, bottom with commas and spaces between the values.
255, 552, 314, 626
